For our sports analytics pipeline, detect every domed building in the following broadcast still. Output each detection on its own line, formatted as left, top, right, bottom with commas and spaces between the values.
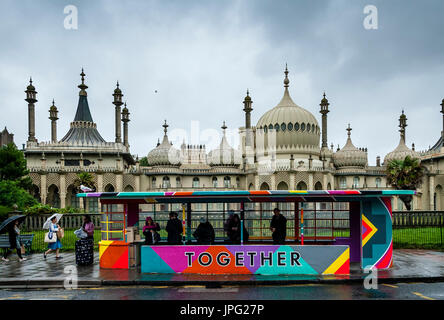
21, 66, 444, 211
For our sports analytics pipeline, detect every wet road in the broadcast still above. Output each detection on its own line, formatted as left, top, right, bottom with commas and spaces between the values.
0, 282, 443, 300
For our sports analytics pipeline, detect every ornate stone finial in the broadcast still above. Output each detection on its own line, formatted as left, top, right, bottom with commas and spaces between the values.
49, 99, 58, 120
221, 121, 227, 131
441, 99, 444, 114
346, 124, 352, 138
331, 142, 334, 150
412, 143, 415, 151
78, 68, 88, 96
399, 110, 407, 141
284, 64, 290, 88
163, 120, 168, 135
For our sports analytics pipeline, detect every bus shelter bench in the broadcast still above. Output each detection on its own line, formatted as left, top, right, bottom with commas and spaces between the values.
0, 234, 35, 255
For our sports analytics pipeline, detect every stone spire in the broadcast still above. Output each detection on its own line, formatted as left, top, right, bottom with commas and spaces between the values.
121, 102, 130, 148
399, 110, 407, 142
78, 68, 88, 96
284, 63, 289, 89
25, 77, 38, 143
320, 92, 330, 149
48, 99, 59, 143
113, 81, 123, 143
441, 99, 444, 138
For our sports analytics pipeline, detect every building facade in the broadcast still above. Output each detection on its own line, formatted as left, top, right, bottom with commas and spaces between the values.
23, 68, 444, 211
0, 127, 14, 147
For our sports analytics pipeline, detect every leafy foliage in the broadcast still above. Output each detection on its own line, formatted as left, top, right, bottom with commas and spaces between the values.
386, 156, 424, 190
0, 180, 37, 210
139, 156, 149, 166
73, 172, 95, 192
0, 143, 32, 190
386, 156, 424, 210
24, 204, 84, 215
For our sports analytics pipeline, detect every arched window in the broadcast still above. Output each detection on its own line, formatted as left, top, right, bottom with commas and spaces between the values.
192, 177, 200, 188
212, 177, 218, 188
301, 123, 306, 132
176, 177, 181, 188
281, 123, 286, 131
288, 123, 293, 131
296, 181, 307, 190
236, 177, 240, 188
151, 177, 157, 189
274, 123, 279, 132
353, 177, 360, 188
307, 123, 311, 132
224, 176, 231, 188
339, 177, 347, 189
314, 182, 322, 190
375, 178, 381, 188
162, 176, 170, 188
295, 122, 300, 131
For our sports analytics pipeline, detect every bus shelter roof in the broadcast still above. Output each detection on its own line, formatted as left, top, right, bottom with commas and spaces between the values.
77, 190, 415, 204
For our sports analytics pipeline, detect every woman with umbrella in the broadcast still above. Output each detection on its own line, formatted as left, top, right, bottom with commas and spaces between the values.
1, 215, 27, 262
43, 214, 63, 259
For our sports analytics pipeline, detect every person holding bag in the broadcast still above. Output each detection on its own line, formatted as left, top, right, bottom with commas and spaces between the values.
44, 216, 63, 259
1, 220, 26, 262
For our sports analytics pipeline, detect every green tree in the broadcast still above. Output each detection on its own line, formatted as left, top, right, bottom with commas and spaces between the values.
0, 180, 37, 210
139, 156, 149, 166
386, 156, 424, 211
0, 143, 32, 190
73, 172, 96, 192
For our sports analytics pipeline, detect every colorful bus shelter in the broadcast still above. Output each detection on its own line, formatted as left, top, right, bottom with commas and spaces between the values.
78, 190, 414, 275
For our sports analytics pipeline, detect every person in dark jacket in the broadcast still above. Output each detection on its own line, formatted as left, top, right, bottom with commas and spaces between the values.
143, 216, 161, 245
193, 217, 215, 244
227, 214, 249, 244
165, 211, 183, 244
2, 220, 26, 262
270, 208, 287, 244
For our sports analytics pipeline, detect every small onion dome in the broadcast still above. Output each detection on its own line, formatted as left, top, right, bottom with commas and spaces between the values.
27, 78, 35, 91
332, 125, 368, 168
114, 81, 122, 94
147, 121, 181, 166
384, 141, 420, 164
208, 122, 242, 166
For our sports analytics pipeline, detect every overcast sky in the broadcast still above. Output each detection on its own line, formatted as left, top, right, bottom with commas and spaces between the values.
1, 0, 443, 164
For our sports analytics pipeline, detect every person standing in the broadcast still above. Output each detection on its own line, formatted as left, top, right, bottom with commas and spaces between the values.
193, 217, 215, 244
270, 208, 287, 244
165, 212, 182, 244
143, 216, 161, 245
1, 221, 26, 262
82, 214, 95, 241
44, 216, 63, 259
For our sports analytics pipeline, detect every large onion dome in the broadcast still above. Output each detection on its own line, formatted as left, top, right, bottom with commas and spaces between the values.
256, 66, 320, 150
208, 122, 242, 166
384, 111, 419, 164
333, 125, 368, 168
147, 120, 181, 166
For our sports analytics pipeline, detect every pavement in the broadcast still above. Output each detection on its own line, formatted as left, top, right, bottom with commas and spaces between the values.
0, 249, 443, 288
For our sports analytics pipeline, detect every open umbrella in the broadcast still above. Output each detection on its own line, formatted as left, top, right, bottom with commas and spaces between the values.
42, 213, 63, 229
0, 215, 26, 234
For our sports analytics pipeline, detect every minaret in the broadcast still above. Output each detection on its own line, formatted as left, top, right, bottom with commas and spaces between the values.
48, 99, 59, 143
25, 78, 38, 143
320, 92, 330, 150
440, 99, 444, 139
399, 110, 407, 142
243, 89, 253, 149
113, 81, 123, 143
121, 102, 130, 148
